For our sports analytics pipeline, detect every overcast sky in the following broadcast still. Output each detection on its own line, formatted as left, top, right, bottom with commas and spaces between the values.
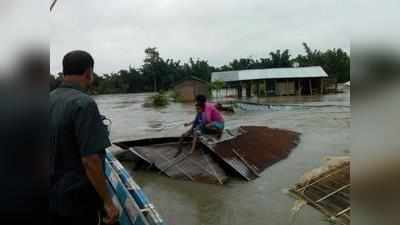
49, 0, 396, 74
1, 1, 398, 75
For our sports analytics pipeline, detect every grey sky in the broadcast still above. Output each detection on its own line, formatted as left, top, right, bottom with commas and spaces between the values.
0, 1, 398, 75
50, 0, 356, 74
0, 1, 48, 73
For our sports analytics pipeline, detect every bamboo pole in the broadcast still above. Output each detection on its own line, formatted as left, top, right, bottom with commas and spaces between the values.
336, 207, 351, 217
316, 184, 350, 203
297, 166, 348, 192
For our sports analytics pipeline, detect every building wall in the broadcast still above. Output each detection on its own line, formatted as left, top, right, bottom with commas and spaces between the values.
223, 77, 326, 98
212, 88, 238, 98
276, 80, 296, 96
174, 80, 208, 102
322, 78, 338, 93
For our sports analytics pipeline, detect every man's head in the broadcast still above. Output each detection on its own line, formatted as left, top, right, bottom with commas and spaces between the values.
62, 50, 94, 88
195, 95, 207, 108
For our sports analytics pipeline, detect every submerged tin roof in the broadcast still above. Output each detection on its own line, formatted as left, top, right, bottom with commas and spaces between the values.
199, 126, 300, 181
211, 66, 328, 82
114, 126, 300, 183
114, 137, 228, 184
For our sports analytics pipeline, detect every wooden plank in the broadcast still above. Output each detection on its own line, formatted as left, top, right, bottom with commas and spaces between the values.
320, 78, 324, 94
286, 79, 289, 96
256, 81, 260, 97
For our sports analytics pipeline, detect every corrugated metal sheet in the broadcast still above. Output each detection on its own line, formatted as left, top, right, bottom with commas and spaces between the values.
200, 126, 300, 180
212, 66, 328, 82
114, 126, 300, 183
211, 71, 240, 82
223, 156, 258, 181
116, 139, 228, 184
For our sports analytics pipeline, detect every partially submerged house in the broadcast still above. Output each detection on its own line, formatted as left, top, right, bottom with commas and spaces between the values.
173, 76, 209, 102
211, 66, 330, 98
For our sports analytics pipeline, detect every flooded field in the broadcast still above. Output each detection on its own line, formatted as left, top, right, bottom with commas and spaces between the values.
94, 89, 351, 225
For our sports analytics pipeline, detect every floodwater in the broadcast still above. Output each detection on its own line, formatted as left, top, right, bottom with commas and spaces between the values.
94, 88, 351, 225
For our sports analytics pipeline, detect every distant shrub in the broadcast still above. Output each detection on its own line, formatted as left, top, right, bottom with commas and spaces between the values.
147, 92, 169, 107
169, 90, 184, 102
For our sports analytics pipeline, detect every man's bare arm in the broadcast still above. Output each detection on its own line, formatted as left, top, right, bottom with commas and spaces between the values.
184, 120, 194, 127
81, 154, 112, 204
82, 154, 119, 224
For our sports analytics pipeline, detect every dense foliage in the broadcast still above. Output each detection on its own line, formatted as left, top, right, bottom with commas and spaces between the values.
145, 92, 170, 108
50, 43, 350, 94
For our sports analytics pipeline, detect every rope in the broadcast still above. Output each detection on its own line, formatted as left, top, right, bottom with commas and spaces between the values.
50, 0, 58, 12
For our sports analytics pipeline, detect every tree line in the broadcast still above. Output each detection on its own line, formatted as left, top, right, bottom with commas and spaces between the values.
50, 43, 350, 94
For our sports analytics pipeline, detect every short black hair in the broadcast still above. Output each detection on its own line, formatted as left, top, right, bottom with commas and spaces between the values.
62, 50, 94, 76
195, 95, 207, 104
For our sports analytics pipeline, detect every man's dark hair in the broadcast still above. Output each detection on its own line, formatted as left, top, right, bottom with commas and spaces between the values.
62, 50, 94, 76
195, 95, 207, 105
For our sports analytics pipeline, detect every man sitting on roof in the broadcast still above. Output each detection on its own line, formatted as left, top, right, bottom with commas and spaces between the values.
196, 95, 225, 134
176, 95, 224, 157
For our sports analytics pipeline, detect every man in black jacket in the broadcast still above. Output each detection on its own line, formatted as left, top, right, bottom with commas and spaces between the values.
49, 50, 119, 225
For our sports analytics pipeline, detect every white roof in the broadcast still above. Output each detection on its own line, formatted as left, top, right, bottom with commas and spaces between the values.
212, 66, 328, 82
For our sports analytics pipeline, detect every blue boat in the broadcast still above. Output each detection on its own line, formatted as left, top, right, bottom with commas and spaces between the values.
105, 149, 165, 225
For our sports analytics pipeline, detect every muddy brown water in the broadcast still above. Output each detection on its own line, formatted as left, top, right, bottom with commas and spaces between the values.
94, 90, 351, 225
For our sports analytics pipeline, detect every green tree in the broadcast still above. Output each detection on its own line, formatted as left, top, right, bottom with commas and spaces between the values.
229, 58, 256, 70
143, 47, 162, 92
211, 80, 225, 98
269, 49, 291, 67
294, 43, 350, 82
51, 44, 349, 95
188, 58, 215, 81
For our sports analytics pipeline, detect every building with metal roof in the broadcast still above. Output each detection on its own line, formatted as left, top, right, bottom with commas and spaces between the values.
211, 66, 332, 97
212, 66, 328, 82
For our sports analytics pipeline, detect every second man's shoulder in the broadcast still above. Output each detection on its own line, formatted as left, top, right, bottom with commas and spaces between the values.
50, 87, 98, 110
56, 88, 99, 111
75, 94, 98, 110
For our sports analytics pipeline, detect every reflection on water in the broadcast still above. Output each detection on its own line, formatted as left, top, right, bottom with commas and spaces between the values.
94, 90, 351, 225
